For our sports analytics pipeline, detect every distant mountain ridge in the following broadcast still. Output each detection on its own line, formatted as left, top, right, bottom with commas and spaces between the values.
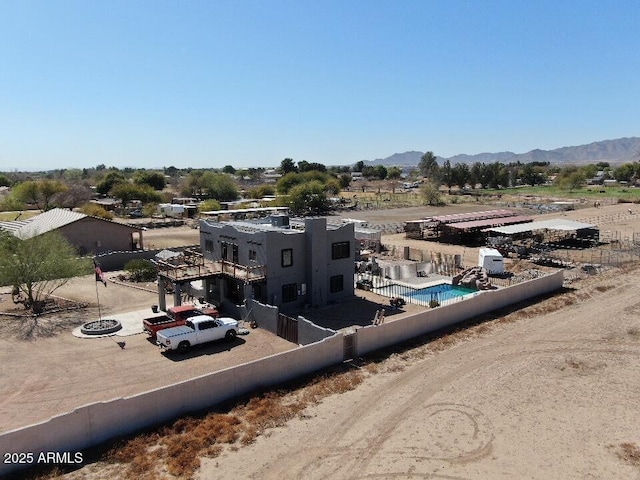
363, 137, 640, 167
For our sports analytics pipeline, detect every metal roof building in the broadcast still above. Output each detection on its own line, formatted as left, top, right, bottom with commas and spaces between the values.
487, 219, 597, 235
429, 209, 519, 224
0, 208, 144, 254
445, 215, 534, 231
1, 209, 87, 240
404, 209, 532, 243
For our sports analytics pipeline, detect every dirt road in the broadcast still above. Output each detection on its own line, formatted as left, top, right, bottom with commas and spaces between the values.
196, 265, 640, 479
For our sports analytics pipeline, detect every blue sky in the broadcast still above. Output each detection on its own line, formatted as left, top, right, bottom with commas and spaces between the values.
1, 0, 638, 171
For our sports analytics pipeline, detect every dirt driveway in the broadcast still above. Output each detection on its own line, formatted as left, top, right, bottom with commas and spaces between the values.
0, 275, 295, 433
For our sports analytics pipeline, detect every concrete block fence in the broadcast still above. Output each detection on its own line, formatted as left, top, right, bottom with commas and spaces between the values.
0, 333, 344, 477
354, 270, 564, 356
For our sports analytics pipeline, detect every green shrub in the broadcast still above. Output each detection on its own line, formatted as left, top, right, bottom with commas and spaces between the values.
124, 259, 157, 282
79, 203, 113, 220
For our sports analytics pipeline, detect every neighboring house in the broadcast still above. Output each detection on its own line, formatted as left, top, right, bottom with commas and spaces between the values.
0, 208, 144, 255
90, 197, 121, 211
587, 170, 606, 185
199, 215, 355, 312
261, 169, 282, 182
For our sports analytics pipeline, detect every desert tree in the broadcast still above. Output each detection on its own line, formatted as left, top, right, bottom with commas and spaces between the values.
0, 174, 13, 187
440, 160, 454, 193
12, 179, 68, 212
453, 163, 471, 189
418, 151, 439, 180
0, 231, 92, 314
111, 183, 163, 206
133, 171, 167, 190
279, 158, 297, 175
96, 171, 126, 195
554, 166, 587, 192
200, 172, 239, 201
419, 181, 444, 206
53, 184, 93, 209
386, 166, 402, 180
197, 199, 222, 213
287, 180, 331, 215
78, 203, 114, 220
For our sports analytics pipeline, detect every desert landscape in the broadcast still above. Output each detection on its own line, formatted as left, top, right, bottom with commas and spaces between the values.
2, 201, 640, 480
192, 263, 640, 480
4, 2, 639, 477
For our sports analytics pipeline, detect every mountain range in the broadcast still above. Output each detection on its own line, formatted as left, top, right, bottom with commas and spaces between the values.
363, 137, 640, 168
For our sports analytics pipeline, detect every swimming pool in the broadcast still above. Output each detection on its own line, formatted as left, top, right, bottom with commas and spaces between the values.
403, 283, 476, 303
375, 283, 477, 304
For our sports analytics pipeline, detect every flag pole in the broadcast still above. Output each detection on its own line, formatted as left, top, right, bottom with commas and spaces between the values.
93, 259, 106, 321
95, 276, 102, 321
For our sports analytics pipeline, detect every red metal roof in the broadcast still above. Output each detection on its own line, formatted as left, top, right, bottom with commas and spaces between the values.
443, 216, 533, 230
430, 209, 517, 224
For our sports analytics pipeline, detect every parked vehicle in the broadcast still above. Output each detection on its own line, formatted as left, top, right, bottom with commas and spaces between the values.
143, 304, 218, 339
156, 315, 239, 353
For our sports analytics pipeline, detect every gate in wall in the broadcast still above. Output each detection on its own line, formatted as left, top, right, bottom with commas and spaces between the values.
343, 332, 357, 361
277, 314, 298, 344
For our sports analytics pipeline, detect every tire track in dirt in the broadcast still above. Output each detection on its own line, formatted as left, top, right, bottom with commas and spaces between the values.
256, 338, 640, 480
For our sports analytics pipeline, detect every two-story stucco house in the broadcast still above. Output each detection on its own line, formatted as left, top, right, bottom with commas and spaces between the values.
199, 215, 355, 312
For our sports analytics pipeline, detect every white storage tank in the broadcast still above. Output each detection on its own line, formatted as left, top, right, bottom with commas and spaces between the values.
478, 247, 504, 274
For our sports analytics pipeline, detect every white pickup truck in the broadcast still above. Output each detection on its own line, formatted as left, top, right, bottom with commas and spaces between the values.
156, 315, 239, 353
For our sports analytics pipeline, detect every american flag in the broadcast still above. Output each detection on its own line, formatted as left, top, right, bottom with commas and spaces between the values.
94, 260, 107, 287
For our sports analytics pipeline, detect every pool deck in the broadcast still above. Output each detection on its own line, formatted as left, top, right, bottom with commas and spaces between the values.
381, 274, 452, 290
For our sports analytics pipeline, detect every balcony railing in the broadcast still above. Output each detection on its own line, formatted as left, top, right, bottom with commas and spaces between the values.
216, 260, 266, 282
156, 249, 266, 282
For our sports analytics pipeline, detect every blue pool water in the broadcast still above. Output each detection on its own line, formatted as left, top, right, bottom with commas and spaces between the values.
404, 283, 476, 303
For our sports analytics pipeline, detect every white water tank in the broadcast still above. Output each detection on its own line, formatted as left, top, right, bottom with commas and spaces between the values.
478, 248, 504, 274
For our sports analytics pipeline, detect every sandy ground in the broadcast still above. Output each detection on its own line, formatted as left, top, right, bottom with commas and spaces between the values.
138, 201, 640, 262
4, 201, 640, 479
192, 264, 640, 480
0, 275, 296, 433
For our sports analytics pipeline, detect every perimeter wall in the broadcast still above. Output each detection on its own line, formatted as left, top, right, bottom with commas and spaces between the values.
0, 334, 344, 477
0, 270, 563, 476
354, 270, 564, 356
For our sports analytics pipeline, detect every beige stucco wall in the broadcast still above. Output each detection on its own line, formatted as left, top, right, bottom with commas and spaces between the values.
0, 334, 344, 477
60, 218, 141, 254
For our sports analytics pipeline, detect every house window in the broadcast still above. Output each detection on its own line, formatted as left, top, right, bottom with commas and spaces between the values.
281, 248, 293, 267
331, 241, 350, 259
282, 283, 298, 303
221, 241, 239, 263
249, 249, 257, 261
330, 275, 344, 293
205, 240, 214, 253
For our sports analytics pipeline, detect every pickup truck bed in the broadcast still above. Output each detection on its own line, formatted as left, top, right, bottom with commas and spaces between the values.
143, 305, 219, 338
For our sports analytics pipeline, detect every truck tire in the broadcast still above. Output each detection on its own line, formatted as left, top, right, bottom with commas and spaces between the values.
177, 341, 190, 354
225, 330, 237, 342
